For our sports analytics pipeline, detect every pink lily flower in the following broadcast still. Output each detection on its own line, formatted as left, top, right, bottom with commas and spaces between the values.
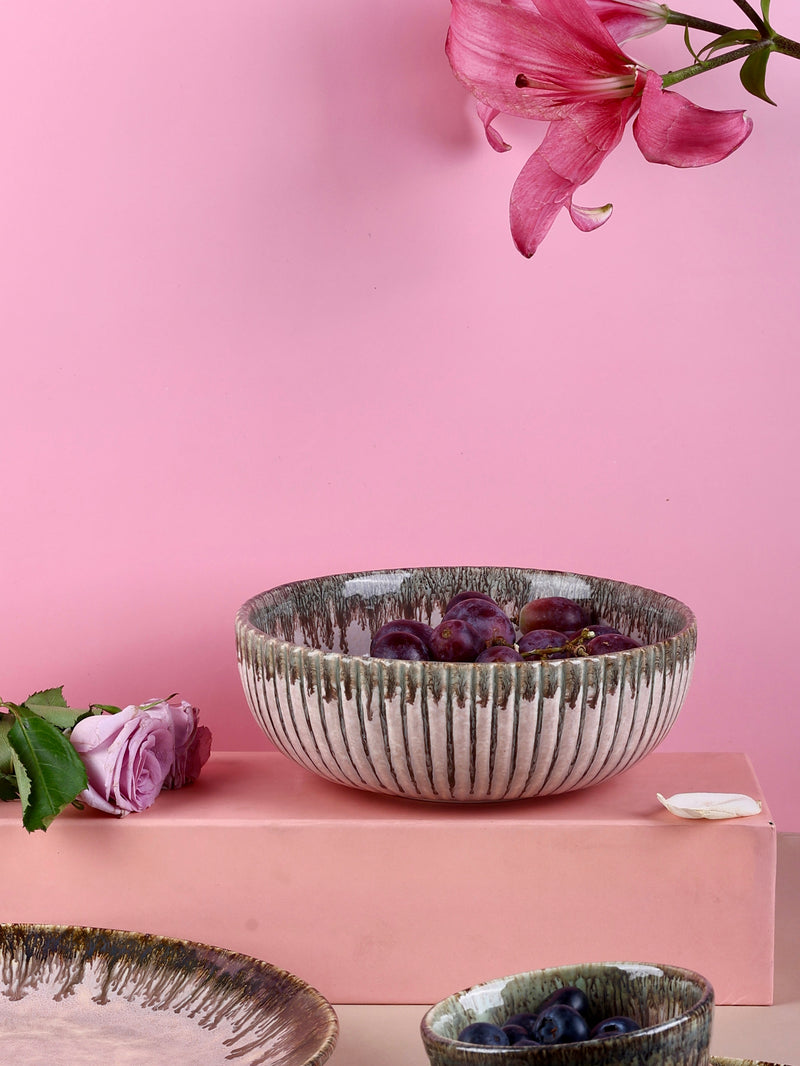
446, 0, 753, 256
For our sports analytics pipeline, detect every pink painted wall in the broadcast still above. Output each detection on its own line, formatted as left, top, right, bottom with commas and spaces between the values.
3, 1, 798, 828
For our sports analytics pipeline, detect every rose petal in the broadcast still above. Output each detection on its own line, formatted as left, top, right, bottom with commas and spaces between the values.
656, 792, 763, 820
113, 716, 173, 812
634, 70, 753, 167
182, 725, 213, 787
147, 700, 194, 751
71, 705, 140, 809
70, 704, 138, 754
159, 701, 212, 790
76, 781, 127, 816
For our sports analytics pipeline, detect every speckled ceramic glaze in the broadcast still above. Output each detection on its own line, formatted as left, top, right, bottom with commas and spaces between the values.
0, 925, 338, 1066
420, 962, 713, 1066
236, 567, 696, 803
711, 1060, 791, 1065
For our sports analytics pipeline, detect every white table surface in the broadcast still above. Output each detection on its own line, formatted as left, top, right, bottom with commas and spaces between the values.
329, 834, 800, 1064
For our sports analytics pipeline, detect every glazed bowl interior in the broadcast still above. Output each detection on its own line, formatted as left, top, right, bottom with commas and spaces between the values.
244, 566, 692, 655
420, 962, 713, 1066
0, 924, 338, 1066
236, 566, 696, 803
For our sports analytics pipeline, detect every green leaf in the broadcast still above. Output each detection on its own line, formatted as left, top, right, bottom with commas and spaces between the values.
0, 713, 14, 775
683, 25, 701, 63
16, 687, 83, 730
7, 708, 88, 832
11, 752, 32, 813
699, 28, 760, 57
761, 0, 772, 31
22, 705, 85, 729
740, 47, 776, 104
0, 771, 20, 802
87, 703, 123, 715
23, 686, 68, 708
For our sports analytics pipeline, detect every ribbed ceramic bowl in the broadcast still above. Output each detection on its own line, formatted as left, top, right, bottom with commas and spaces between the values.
0, 924, 338, 1066
420, 962, 713, 1066
236, 566, 696, 803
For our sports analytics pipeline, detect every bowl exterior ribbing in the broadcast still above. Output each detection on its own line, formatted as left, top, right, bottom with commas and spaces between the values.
236, 567, 696, 803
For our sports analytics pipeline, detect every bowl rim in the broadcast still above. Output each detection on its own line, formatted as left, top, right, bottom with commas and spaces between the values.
235, 565, 697, 665
0, 923, 340, 1066
419, 960, 714, 1053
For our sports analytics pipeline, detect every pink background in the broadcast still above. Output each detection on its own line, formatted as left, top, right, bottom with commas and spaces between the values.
3, 2, 798, 828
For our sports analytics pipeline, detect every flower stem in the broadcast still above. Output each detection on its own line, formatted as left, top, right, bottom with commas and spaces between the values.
661, 38, 772, 87
666, 6, 800, 63
666, 9, 735, 37
728, 0, 769, 35
773, 34, 800, 60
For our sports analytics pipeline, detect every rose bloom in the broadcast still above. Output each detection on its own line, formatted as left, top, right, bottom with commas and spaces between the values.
70, 699, 212, 816
148, 699, 212, 790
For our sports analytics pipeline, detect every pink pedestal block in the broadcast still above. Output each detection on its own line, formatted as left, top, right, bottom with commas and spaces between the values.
0, 751, 775, 1005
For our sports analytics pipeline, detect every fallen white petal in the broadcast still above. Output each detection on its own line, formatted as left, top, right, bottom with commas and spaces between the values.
656, 792, 762, 820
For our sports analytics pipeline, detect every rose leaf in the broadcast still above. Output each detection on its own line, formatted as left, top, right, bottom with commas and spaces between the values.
10, 751, 32, 813
7, 708, 88, 832
0, 713, 15, 775
23, 704, 86, 729
24, 686, 69, 707
21, 687, 87, 729
0, 770, 20, 801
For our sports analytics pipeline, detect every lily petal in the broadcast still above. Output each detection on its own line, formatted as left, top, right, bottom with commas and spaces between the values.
446, 0, 638, 120
476, 101, 512, 152
587, 0, 669, 42
510, 98, 638, 256
634, 70, 753, 166
569, 200, 614, 230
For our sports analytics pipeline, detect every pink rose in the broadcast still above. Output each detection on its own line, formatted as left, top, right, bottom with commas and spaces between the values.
70, 704, 175, 816
145, 699, 212, 789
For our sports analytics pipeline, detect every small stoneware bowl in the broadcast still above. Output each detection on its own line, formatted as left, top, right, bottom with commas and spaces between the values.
236, 566, 696, 803
420, 962, 713, 1066
0, 924, 338, 1066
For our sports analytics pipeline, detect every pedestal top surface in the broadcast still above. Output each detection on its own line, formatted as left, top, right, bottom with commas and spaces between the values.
0, 750, 771, 831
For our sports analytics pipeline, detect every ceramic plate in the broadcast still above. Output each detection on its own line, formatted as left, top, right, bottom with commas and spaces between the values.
0, 925, 338, 1066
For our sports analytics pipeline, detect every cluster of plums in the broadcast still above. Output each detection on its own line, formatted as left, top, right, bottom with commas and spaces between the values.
369, 592, 641, 664
457, 985, 641, 1047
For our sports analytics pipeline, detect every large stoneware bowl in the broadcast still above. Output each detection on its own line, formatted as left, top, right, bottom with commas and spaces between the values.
420, 961, 713, 1066
235, 566, 696, 803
